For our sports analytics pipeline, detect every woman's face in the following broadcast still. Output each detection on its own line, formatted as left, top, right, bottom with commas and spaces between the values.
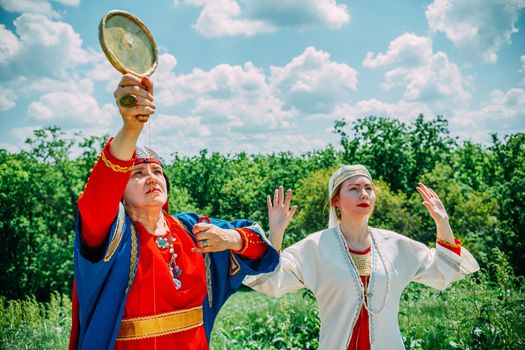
332, 176, 376, 219
123, 163, 168, 210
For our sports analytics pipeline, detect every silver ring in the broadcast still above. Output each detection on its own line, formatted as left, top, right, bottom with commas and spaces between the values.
201, 239, 208, 248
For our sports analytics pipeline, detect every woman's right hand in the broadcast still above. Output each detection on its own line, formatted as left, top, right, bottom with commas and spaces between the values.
113, 74, 155, 130
267, 186, 297, 251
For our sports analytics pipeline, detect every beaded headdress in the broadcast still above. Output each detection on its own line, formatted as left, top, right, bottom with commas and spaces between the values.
134, 146, 162, 167
328, 164, 372, 228
134, 146, 170, 212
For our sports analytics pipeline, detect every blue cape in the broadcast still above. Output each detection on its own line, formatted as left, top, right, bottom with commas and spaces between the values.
72, 204, 279, 350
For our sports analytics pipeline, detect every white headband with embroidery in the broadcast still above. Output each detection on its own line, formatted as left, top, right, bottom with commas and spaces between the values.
328, 164, 372, 228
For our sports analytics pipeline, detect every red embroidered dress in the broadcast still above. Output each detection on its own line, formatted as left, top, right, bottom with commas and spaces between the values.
77, 141, 267, 349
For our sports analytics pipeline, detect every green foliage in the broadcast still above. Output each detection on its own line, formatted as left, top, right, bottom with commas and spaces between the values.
2, 263, 522, 350
333, 114, 455, 193
287, 167, 336, 245
399, 249, 525, 350
488, 133, 525, 275
211, 290, 320, 349
0, 119, 524, 303
369, 180, 424, 238
0, 292, 71, 350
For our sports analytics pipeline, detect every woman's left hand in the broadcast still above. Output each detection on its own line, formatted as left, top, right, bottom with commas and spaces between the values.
416, 182, 449, 224
191, 223, 242, 254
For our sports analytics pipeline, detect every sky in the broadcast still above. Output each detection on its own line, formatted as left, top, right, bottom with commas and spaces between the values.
0, 0, 524, 159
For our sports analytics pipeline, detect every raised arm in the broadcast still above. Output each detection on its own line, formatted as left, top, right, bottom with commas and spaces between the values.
110, 74, 155, 159
407, 183, 479, 289
416, 182, 458, 247
77, 74, 155, 248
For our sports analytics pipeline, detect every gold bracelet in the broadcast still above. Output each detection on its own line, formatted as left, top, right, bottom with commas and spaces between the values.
100, 150, 134, 173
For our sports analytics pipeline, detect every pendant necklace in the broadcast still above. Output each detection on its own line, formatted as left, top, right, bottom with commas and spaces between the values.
155, 218, 183, 290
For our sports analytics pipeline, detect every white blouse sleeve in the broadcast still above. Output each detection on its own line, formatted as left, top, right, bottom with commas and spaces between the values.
409, 240, 480, 290
243, 244, 306, 297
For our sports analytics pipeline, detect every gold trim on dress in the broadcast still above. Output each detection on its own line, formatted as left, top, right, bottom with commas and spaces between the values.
100, 150, 134, 173
103, 203, 126, 262
126, 224, 138, 293
116, 306, 203, 341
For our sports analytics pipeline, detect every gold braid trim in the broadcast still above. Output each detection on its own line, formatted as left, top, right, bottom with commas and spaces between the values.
103, 203, 125, 262
126, 225, 138, 293
100, 150, 134, 173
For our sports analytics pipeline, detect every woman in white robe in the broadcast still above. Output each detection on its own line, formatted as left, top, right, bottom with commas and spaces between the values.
244, 164, 479, 350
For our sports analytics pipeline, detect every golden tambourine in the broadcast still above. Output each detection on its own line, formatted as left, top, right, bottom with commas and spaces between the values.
99, 10, 158, 77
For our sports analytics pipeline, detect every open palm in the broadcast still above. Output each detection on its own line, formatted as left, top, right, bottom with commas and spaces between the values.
267, 186, 297, 250
416, 183, 449, 224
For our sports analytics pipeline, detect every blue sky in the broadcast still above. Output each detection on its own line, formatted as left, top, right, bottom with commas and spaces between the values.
1, 0, 524, 159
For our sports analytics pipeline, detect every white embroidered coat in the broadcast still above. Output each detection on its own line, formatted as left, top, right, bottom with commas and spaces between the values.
244, 226, 480, 350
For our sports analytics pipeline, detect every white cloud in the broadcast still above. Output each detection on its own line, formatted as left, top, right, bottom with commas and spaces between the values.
244, 0, 349, 29
151, 114, 211, 138
89, 59, 122, 92
96, 47, 359, 156
426, 0, 525, 63
451, 88, 525, 139
188, 0, 273, 37
0, 14, 100, 112
329, 99, 435, 124
363, 33, 470, 108
192, 93, 295, 132
0, 88, 17, 111
0, 0, 56, 16
0, 142, 20, 153
27, 92, 115, 128
1, 13, 96, 81
0, 24, 21, 66
0, 0, 79, 16
138, 114, 212, 157
55, 0, 79, 6
151, 47, 358, 137
235, 133, 327, 155
363, 34, 432, 68
10, 125, 42, 144
270, 46, 358, 114
149, 58, 295, 133
176, 0, 350, 37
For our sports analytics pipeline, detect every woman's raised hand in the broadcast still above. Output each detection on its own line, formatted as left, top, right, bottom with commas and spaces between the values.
416, 183, 449, 224
416, 182, 456, 243
267, 186, 297, 251
114, 74, 155, 129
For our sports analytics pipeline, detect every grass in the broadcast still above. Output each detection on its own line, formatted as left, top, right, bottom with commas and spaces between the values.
2, 262, 524, 350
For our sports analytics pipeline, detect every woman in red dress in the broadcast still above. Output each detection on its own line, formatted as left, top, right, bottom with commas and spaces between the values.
69, 74, 279, 350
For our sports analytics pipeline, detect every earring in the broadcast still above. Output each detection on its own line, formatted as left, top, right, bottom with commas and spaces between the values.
335, 206, 341, 218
